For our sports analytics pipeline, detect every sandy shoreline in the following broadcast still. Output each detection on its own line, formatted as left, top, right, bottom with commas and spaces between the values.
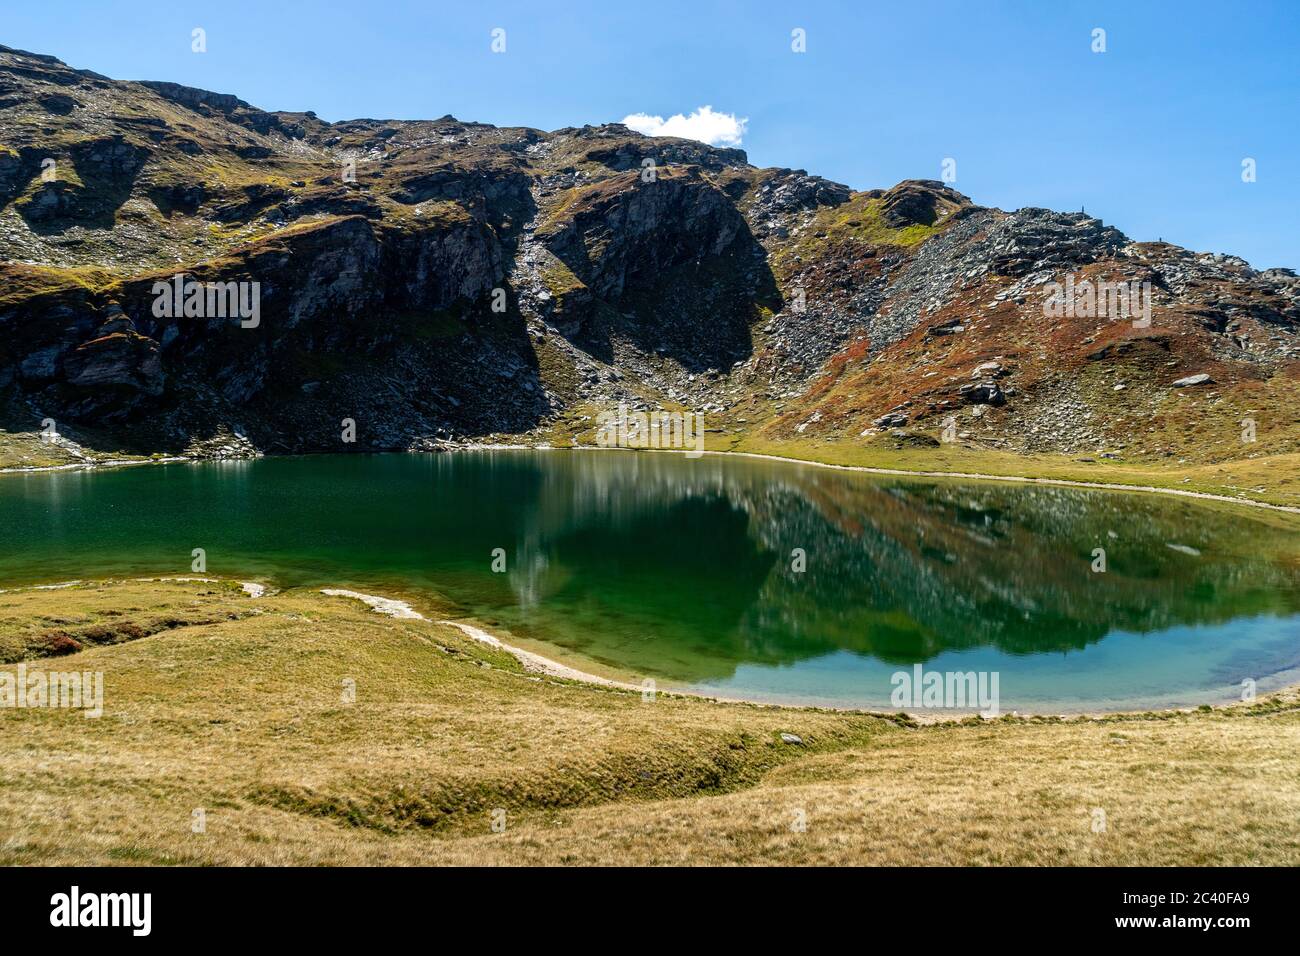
437, 619, 646, 690
309, 587, 641, 689
2, 576, 1288, 722
315, 586, 1292, 724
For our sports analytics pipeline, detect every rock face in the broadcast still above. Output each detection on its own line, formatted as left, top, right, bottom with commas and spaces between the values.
184, 425, 262, 460
62, 329, 162, 394
0, 43, 1297, 465
539, 168, 744, 301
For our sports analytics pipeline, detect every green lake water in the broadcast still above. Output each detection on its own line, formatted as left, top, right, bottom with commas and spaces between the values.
2, 450, 1298, 712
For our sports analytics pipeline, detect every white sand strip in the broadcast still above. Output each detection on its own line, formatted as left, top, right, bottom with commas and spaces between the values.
320, 588, 425, 619
437, 619, 642, 690
317, 587, 638, 687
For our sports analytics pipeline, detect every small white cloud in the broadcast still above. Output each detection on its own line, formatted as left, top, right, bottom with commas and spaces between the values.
620, 106, 747, 147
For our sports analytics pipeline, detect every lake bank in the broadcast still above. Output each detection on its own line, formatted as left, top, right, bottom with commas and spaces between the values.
323, 583, 1300, 721
3, 578, 1299, 866
3, 427, 1300, 513
5, 571, 1296, 720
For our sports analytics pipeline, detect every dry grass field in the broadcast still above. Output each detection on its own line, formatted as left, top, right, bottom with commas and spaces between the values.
2, 578, 1298, 866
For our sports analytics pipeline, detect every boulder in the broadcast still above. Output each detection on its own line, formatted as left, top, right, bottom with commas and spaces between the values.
959, 381, 1006, 405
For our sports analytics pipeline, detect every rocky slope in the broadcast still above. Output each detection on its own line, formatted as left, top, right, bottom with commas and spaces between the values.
2, 44, 1297, 465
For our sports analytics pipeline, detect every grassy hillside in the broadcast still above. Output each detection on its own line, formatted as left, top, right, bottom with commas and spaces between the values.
2, 579, 1297, 865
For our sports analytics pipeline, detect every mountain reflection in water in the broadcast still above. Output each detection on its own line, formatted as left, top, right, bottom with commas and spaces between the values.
1, 450, 1297, 708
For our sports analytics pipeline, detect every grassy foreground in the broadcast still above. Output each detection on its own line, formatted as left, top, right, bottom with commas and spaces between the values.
2, 578, 1298, 866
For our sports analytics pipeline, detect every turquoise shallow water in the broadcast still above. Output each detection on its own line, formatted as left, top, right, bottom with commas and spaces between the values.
1, 450, 1298, 712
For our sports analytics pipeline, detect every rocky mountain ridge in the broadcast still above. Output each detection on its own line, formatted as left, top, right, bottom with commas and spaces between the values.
2, 44, 1297, 467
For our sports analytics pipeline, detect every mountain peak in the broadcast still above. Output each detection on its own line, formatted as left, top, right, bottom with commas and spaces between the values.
0, 44, 1295, 470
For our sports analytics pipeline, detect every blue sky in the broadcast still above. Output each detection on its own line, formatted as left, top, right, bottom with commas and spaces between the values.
5, 0, 1298, 268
